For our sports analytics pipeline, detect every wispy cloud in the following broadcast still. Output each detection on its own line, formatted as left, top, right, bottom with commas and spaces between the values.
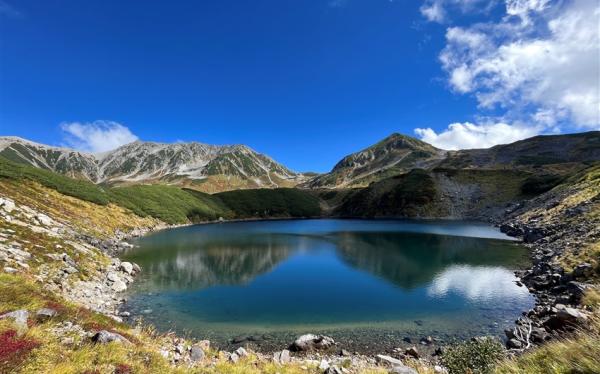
61, 120, 139, 153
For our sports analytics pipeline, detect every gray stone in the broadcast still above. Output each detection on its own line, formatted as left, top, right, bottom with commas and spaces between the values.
377, 355, 404, 366
291, 334, 335, 351
507, 339, 523, 349
229, 352, 240, 363
0, 309, 29, 330
390, 365, 418, 374
405, 346, 419, 359
92, 330, 130, 344
190, 345, 205, 362
235, 347, 249, 357
120, 262, 134, 275
325, 366, 344, 374
273, 349, 291, 364
111, 279, 127, 292
573, 263, 593, 278
3, 267, 17, 274
35, 308, 58, 321
107, 271, 120, 282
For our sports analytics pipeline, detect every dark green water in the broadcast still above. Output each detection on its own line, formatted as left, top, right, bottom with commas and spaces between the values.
123, 219, 533, 352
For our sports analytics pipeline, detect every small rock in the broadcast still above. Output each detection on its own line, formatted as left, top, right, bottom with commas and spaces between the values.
229, 352, 239, 363
377, 355, 404, 366
319, 359, 330, 370
273, 349, 291, 364
404, 346, 419, 359
91, 330, 130, 344
35, 308, 58, 321
291, 334, 335, 351
175, 344, 185, 354
120, 262, 134, 275
340, 349, 351, 356
190, 345, 205, 362
132, 263, 142, 273
198, 339, 210, 351
235, 347, 249, 357
325, 366, 344, 374
111, 280, 127, 292
3, 267, 17, 274
390, 365, 418, 374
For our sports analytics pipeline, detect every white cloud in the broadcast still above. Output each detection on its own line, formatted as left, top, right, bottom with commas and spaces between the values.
61, 120, 138, 153
420, 1, 446, 22
439, 0, 600, 129
415, 121, 540, 149
420, 0, 495, 23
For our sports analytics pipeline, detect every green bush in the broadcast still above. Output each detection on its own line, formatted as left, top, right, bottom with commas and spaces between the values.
441, 337, 505, 374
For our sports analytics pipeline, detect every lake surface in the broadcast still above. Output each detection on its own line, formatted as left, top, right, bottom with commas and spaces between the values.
123, 219, 533, 352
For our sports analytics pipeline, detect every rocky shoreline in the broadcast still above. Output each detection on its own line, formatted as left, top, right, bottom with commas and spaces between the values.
498, 197, 597, 352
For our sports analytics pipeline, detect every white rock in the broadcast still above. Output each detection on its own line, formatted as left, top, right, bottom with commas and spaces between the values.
111, 280, 127, 292
235, 347, 249, 357
120, 262, 134, 275
319, 359, 330, 370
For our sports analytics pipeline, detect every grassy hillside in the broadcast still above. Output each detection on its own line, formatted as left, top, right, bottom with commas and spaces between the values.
0, 156, 321, 224
215, 188, 322, 218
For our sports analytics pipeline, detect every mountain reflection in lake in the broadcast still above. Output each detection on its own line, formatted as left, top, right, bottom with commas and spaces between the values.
123, 219, 533, 352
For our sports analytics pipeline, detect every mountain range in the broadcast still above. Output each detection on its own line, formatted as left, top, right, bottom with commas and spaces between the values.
0, 137, 305, 193
1, 131, 599, 196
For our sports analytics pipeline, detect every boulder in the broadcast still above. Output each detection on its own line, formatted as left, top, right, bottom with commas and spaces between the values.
92, 330, 130, 344
190, 345, 205, 362
35, 308, 58, 321
325, 366, 344, 374
573, 263, 593, 278
377, 355, 404, 366
290, 334, 335, 351
120, 262, 134, 275
273, 349, 291, 364
111, 280, 127, 292
390, 365, 418, 374
506, 339, 523, 349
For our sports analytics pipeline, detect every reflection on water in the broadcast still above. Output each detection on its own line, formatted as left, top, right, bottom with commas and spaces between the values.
123, 219, 533, 350
428, 265, 530, 301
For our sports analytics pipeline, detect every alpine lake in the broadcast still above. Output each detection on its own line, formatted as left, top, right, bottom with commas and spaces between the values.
122, 219, 534, 353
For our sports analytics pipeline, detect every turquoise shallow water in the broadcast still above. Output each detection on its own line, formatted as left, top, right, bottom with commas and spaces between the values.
122, 219, 533, 352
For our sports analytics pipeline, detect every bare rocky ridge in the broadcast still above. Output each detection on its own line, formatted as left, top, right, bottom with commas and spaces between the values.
0, 136, 307, 192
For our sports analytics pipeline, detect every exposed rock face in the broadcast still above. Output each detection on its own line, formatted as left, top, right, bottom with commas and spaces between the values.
0, 136, 307, 192
290, 334, 335, 351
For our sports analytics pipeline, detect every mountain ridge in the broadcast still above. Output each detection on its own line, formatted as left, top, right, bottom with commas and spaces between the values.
0, 136, 306, 193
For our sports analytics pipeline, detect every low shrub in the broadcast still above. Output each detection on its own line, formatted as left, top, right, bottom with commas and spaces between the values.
441, 337, 504, 374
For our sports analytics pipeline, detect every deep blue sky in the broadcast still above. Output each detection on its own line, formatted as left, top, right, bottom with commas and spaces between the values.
1, 0, 502, 172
